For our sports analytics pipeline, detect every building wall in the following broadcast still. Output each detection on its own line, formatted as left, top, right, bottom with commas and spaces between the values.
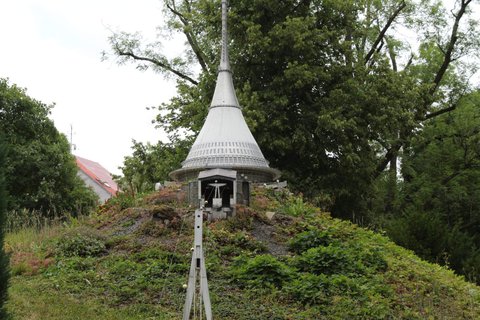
77, 170, 112, 203
174, 167, 276, 184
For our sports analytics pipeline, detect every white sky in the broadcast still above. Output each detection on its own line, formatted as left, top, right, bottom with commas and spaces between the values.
0, 0, 182, 175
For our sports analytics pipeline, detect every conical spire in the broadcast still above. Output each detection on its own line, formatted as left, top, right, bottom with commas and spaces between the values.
170, 0, 279, 182
220, 0, 230, 72
210, 0, 239, 109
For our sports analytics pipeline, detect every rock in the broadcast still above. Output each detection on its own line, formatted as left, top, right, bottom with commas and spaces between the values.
265, 211, 276, 220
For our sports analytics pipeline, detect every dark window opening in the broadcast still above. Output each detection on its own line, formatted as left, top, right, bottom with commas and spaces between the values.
201, 178, 233, 208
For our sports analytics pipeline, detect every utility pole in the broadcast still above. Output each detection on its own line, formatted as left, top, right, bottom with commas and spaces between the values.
69, 124, 76, 153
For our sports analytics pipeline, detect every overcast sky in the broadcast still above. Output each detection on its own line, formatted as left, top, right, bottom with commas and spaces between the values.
0, 0, 182, 175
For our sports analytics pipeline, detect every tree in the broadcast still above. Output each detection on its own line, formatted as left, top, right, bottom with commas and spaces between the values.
105, 0, 479, 220
0, 79, 98, 217
117, 139, 190, 195
0, 137, 10, 318
383, 91, 480, 282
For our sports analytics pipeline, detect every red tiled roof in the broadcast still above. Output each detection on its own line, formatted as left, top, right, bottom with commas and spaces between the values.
75, 156, 119, 196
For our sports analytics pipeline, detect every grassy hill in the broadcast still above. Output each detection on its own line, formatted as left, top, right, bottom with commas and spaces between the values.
5, 187, 480, 319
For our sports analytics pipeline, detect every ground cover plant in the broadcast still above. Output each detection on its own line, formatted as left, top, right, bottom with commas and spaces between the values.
5, 187, 480, 319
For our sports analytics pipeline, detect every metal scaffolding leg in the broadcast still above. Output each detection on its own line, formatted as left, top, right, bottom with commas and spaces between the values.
183, 209, 212, 320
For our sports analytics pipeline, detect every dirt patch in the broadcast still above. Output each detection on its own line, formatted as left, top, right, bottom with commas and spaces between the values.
251, 219, 288, 256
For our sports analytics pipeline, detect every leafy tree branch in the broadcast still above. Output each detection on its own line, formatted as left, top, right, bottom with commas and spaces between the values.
364, 0, 407, 65
165, 0, 211, 74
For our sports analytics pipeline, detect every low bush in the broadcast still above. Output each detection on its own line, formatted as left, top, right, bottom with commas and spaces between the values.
287, 273, 331, 304
294, 242, 388, 276
210, 228, 266, 257
53, 228, 106, 257
288, 229, 333, 254
280, 196, 316, 217
294, 245, 355, 275
230, 254, 293, 289
103, 192, 137, 211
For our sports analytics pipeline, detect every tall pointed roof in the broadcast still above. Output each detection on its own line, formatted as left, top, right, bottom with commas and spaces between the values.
170, 0, 279, 182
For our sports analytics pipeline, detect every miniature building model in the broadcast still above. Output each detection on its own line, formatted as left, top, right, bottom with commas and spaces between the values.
170, 0, 279, 212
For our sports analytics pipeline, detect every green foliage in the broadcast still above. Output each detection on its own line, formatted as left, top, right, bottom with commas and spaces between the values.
117, 139, 190, 195
294, 243, 387, 276
231, 254, 293, 289
105, 192, 137, 211
106, 0, 480, 293
0, 137, 10, 319
6, 193, 480, 319
45, 247, 189, 306
288, 229, 333, 254
279, 195, 316, 217
375, 92, 480, 282
286, 273, 387, 308
287, 273, 332, 305
0, 79, 98, 217
107, 0, 479, 222
294, 245, 356, 275
7, 277, 158, 320
210, 228, 265, 257
54, 228, 106, 258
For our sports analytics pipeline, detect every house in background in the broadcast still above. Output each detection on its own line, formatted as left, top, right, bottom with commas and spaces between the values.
75, 156, 119, 203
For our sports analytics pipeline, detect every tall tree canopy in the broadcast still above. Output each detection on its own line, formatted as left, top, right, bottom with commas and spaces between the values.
0, 79, 98, 216
381, 91, 480, 282
106, 0, 479, 219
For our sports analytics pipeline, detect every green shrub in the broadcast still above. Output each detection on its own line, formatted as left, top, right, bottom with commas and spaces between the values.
355, 245, 388, 272
231, 254, 293, 289
288, 229, 333, 254
132, 248, 189, 275
287, 272, 392, 318
105, 192, 137, 210
54, 228, 106, 257
294, 245, 355, 275
108, 259, 140, 280
294, 242, 388, 276
287, 273, 362, 304
210, 228, 266, 256
280, 196, 316, 217
287, 273, 331, 304
387, 209, 480, 282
